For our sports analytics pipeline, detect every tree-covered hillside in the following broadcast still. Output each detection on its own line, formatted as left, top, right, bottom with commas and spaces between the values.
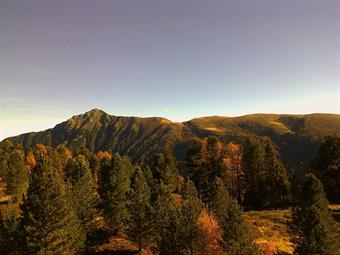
1, 130, 339, 254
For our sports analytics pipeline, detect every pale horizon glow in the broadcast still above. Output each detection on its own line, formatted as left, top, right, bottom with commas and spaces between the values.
1, 0, 339, 140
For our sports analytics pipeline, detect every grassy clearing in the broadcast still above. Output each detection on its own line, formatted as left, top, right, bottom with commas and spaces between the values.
244, 205, 340, 255
244, 209, 293, 255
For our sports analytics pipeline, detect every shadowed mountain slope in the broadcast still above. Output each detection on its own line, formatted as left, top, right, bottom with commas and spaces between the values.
4, 109, 340, 171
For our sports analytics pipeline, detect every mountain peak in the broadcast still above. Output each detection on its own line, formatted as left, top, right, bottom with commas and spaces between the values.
86, 108, 106, 115
78, 108, 108, 120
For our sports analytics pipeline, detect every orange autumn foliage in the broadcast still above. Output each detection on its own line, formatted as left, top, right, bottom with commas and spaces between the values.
222, 142, 244, 201
260, 241, 277, 255
36, 144, 48, 154
56, 144, 73, 160
96, 150, 112, 161
25, 151, 36, 172
194, 211, 224, 255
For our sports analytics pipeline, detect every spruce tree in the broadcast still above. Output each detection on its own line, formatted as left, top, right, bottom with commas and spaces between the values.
127, 168, 154, 252
290, 174, 338, 255
211, 177, 258, 255
65, 154, 98, 235
100, 153, 133, 235
21, 153, 85, 255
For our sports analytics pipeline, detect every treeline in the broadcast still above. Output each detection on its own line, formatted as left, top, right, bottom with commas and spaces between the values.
0, 135, 339, 254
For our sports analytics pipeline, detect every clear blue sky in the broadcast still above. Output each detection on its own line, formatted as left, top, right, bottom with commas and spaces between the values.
0, 0, 339, 140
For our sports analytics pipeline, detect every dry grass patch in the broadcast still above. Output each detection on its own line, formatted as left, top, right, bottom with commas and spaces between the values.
244, 209, 293, 255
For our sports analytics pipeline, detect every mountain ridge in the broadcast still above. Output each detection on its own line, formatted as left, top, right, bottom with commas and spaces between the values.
3, 109, 340, 171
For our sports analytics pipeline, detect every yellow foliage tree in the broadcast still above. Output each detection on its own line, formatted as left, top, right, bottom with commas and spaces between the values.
260, 241, 277, 255
36, 144, 48, 154
223, 142, 244, 202
96, 150, 112, 161
25, 151, 36, 173
193, 211, 224, 255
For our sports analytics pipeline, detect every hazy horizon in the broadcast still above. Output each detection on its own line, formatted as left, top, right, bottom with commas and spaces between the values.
1, 0, 339, 140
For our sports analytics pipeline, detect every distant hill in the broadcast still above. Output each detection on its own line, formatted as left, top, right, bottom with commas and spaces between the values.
4, 109, 340, 172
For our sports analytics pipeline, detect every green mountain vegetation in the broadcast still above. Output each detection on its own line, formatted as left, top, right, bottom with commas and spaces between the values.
4, 109, 340, 173
0, 109, 339, 255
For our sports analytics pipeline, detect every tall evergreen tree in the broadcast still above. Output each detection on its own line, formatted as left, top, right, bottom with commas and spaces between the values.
151, 153, 179, 192
21, 153, 85, 255
186, 137, 226, 203
311, 135, 340, 203
186, 138, 208, 199
100, 153, 133, 235
127, 168, 154, 253
65, 154, 98, 235
0, 141, 29, 217
263, 138, 291, 206
210, 177, 258, 255
290, 174, 338, 255
0, 211, 21, 255
243, 137, 291, 208
242, 137, 266, 207
181, 178, 204, 255
155, 183, 185, 255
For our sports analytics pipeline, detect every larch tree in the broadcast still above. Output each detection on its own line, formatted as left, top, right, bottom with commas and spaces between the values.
194, 210, 224, 255
223, 142, 245, 203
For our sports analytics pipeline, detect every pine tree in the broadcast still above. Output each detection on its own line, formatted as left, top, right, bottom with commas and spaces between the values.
242, 137, 267, 208
263, 138, 291, 207
65, 154, 98, 235
21, 153, 85, 255
156, 180, 204, 255
186, 137, 226, 204
210, 177, 258, 255
100, 153, 133, 235
210, 177, 229, 221
243, 137, 291, 208
290, 174, 338, 255
0, 141, 29, 214
155, 183, 184, 255
151, 153, 179, 192
0, 210, 21, 255
311, 135, 340, 203
127, 168, 154, 252
181, 178, 204, 255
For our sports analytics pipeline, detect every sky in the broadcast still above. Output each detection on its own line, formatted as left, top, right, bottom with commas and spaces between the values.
0, 0, 339, 140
